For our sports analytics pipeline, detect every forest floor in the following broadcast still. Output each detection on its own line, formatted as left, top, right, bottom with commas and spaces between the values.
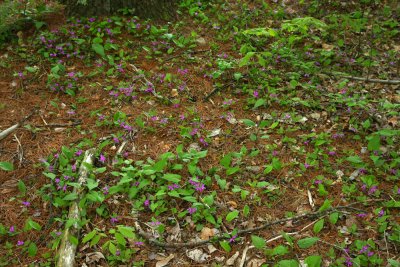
0, 0, 399, 266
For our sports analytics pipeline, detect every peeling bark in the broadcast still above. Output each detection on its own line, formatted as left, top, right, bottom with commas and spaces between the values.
56, 149, 95, 267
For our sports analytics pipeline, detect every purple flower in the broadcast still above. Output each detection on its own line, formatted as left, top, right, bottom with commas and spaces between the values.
199, 137, 208, 147
110, 217, 118, 224
99, 154, 106, 164
134, 241, 144, 246
328, 151, 336, 156
103, 186, 109, 195
71, 164, 77, 172
195, 183, 206, 193
359, 245, 369, 254
378, 209, 384, 217
144, 199, 150, 207
75, 150, 83, 156
168, 184, 180, 190
22, 201, 30, 207
190, 128, 199, 136
253, 91, 259, 98
229, 234, 238, 243
357, 213, 367, 218
304, 163, 311, 169
17, 240, 24, 246
314, 180, 322, 185
116, 250, 120, 256
367, 251, 374, 257
187, 207, 197, 214
9, 226, 15, 233
368, 186, 378, 195
344, 257, 353, 267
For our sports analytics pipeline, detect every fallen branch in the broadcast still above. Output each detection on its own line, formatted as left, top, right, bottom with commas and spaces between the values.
134, 202, 371, 248
56, 149, 95, 267
326, 72, 400, 85
0, 109, 36, 141
33, 119, 82, 128
203, 82, 234, 102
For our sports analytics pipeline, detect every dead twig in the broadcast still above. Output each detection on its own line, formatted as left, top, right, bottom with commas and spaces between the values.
325, 72, 400, 85
13, 134, 24, 166
33, 119, 82, 128
134, 201, 375, 248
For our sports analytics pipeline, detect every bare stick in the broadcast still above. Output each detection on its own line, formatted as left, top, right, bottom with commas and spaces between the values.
238, 245, 254, 267
133, 202, 371, 248
325, 72, 400, 85
0, 124, 20, 141
13, 134, 24, 165
56, 149, 95, 267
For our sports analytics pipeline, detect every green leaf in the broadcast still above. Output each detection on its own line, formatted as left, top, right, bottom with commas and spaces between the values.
388, 259, 400, 267
304, 255, 322, 267
82, 229, 97, 243
367, 135, 380, 151
276, 259, 299, 267
28, 242, 38, 256
226, 166, 240, 175
28, 219, 41, 231
92, 43, 105, 58
313, 219, 324, 234
219, 241, 231, 252
205, 213, 217, 225
329, 212, 339, 224
69, 235, 79, 246
86, 179, 99, 190
114, 232, 127, 246
109, 242, 117, 255
241, 119, 256, 127
163, 173, 181, 183
117, 226, 135, 239
43, 172, 56, 180
346, 156, 363, 164
63, 193, 78, 201
18, 180, 26, 195
0, 161, 14, 171
264, 165, 273, 174
318, 199, 331, 212
220, 154, 232, 168
243, 205, 250, 217
270, 121, 279, 129
226, 210, 239, 222
239, 52, 255, 67
254, 98, 266, 109
272, 245, 289, 256
251, 235, 266, 249
297, 237, 319, 249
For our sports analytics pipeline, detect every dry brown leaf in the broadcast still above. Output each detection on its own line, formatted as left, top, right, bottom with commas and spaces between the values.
246, 258, 265, 267
226, 251, 240, 266
155, 254, 174, 267
227, 200, 238, 209
85, 252, 105, 264
322, 43, 334, 51
200, 227, 215, 240
186, 249, 210, 263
